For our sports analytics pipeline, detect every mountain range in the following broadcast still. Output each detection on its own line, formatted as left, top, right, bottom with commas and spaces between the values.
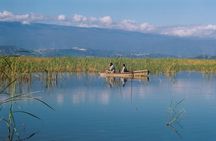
0, 21, 216, 58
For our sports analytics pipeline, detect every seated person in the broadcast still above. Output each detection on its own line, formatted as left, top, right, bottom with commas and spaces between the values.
106, 62, 115, 73
121, 64, 128, 73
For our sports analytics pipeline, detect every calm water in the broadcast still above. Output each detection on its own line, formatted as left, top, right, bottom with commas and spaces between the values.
1, 72, 216, 141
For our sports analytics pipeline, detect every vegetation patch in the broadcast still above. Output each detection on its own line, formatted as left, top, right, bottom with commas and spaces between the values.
1, 56, 216, 75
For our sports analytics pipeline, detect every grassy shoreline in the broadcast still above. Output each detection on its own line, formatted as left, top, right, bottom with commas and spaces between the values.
1, 56, 216, 74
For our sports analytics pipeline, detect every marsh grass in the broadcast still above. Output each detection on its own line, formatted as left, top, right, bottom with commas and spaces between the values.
1, 56, 216, 75
0, 56, 54, 141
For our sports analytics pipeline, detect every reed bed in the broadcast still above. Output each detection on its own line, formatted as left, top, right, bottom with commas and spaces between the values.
0, 56, 54, 141
1, 56, 216, 74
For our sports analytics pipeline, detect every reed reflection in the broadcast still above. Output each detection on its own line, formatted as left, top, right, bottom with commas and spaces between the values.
166, 98, 185, 138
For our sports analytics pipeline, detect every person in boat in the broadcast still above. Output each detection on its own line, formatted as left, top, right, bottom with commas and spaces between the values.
121, 64, 128, 73
106, 62, 115, 73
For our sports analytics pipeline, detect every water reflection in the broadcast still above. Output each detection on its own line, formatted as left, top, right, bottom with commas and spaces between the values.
166, 98, 185, 138
0, 90, 39, 140
105, 77, 127, 87
31, 73, 150, 106
0, 72, 55, 141
1, 72, 216, 140
70, 90, 111, 105
105, 76, 149, 88
1, 72, 151, 96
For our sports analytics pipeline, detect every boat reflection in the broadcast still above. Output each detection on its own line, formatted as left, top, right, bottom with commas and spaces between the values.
105, 76, 149, 88
105, 77, 127, 87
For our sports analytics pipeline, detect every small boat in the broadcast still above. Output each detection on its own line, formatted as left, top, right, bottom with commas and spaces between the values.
99, 69, 149, 79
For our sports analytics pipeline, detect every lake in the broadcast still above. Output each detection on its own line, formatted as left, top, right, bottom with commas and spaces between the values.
1, 72, 216, 141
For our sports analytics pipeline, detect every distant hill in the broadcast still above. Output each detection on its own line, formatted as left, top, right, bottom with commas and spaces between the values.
0, 46, 39, 56
35, 47, 120, 57
0, 46, 120, 57
0, 21, 216, 58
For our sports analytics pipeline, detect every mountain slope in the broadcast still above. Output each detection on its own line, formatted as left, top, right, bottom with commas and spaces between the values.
0, 46, 39, 56
0, 22, 216, 57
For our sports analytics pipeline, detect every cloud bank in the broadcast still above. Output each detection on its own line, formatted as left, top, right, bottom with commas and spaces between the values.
0, 11, 44, 24
161, 25, 216, 38
1, 10, 216, 38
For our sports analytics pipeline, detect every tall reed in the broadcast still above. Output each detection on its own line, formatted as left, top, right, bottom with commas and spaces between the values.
1, 56, 216, 75
0, 56, 54, 141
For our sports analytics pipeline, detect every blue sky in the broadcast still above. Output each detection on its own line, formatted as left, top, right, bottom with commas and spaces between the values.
1, 0, 216, 38
0, 0, 215, 26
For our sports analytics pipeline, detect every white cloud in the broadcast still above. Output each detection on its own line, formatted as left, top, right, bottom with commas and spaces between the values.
161, 25, 216, 37
139, 23, 155, 31
88, 17, 97, 22
30, 14, 44, 21
0, 11, 13, 19
202, 24, 216, 30
117, 20, 155, 32
71, 14, 100, 27
57, 14, 66, 21
1, 10, 216, 38
162, 27, 195, 37
0, 11, 45, 24
73, 14, 87, 22
15, 14, 30, 21
99, 16, 112, 26
119, 20, 138, 31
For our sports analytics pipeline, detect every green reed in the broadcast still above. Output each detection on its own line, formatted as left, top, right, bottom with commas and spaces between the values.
0, 56, 54, 141
1, 56, 216, 75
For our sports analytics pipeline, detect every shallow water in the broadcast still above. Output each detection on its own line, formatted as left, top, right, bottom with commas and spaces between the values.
1, 72, 216, 141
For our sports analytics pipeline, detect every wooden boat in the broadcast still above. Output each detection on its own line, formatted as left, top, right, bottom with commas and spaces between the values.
99, 69, 149, 79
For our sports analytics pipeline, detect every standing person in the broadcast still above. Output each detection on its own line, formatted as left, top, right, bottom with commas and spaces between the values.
107, 62, 115, 73
121, 64, 128, 73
